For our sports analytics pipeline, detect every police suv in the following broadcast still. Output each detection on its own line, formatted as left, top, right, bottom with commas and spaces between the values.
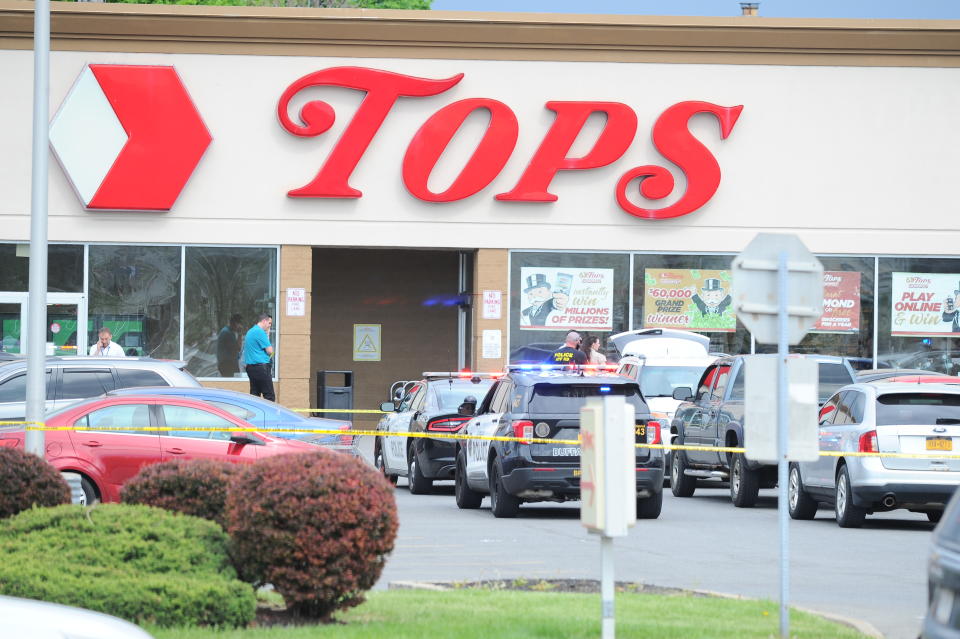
454, 366, 664, 518
374, 372, 494, 493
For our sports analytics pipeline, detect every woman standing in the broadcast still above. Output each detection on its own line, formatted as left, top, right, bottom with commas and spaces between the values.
582, 336, 607, 365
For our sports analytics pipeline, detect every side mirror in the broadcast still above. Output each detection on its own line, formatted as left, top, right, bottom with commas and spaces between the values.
230, 432, 262, 446
672, 387, 694, 402
380, 401, 397, 413
458, 396, 478, 417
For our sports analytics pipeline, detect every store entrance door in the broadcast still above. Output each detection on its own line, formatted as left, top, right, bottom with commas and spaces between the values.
0, 293, 88, 357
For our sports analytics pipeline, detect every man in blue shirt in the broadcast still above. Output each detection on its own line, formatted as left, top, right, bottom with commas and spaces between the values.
244, 313, 275, 401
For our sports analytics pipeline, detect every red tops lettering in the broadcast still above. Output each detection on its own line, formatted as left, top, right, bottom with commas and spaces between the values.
277, 66, 743, 220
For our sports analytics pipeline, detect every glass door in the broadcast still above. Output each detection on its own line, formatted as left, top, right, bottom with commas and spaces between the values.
0, 293, 87, 357
0, 297, 25, 355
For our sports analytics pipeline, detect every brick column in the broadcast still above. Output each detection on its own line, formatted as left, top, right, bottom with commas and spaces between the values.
277, 245, 312, 409
472, 248, 509, 372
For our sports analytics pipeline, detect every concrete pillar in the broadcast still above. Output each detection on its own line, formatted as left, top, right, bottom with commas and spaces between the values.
472, 248, 509, 372
277, 245, 312, 409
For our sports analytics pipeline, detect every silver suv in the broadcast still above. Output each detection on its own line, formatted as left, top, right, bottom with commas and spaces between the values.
0, 357, 200, 423
790, 382, 960, 527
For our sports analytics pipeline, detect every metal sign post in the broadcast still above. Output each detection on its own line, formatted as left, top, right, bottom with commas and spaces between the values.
732, 234, 823, 639
581, 395, 636, 639
25, 0, 50, 457
775, 251, 790, 639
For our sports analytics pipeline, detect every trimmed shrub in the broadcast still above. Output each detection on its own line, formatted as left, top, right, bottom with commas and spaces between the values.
0, 447, 70, 519
226, 450, 399, 619
121, 458, 239, 527
0, 504, 255, 628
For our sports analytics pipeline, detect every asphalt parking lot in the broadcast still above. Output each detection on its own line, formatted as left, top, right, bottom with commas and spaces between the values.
362, 439, 934, 639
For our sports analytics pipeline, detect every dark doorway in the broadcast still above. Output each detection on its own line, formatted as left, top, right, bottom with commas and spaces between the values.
310, 248, 471, 424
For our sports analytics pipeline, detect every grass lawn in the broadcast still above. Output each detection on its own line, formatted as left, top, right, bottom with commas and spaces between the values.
152, 589, 867, 639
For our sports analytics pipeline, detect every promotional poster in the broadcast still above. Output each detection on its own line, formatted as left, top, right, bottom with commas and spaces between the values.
642, 269, 736, 332
519, 268, 614, 331
891, 272, 960, 337
813, 271, 861, 333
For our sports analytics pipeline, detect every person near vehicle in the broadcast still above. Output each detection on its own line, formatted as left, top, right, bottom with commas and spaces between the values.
582, 335, 607, 365
216, 313, 243, 377
547, 330, 587, 366
244, 313, 275, 401
89, 327, 125, 357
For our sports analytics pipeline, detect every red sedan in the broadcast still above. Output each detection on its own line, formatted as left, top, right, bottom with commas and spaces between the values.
0, 395, 318, 504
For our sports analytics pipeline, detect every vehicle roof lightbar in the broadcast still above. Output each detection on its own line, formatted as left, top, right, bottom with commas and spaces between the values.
421, 371, 504, 380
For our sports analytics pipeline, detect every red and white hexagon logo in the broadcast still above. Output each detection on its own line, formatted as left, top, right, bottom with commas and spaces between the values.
50, 64, 212, 212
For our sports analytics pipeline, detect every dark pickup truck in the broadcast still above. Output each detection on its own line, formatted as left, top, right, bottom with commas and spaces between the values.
669, 354, 856, 507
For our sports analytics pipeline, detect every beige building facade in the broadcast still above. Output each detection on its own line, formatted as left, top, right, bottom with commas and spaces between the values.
1, 2, 959, 417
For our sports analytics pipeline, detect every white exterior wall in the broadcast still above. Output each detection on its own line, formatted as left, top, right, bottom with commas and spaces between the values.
1, 48, 958, 254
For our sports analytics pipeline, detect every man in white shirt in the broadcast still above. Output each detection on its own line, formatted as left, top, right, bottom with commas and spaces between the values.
89, 327, 125, 357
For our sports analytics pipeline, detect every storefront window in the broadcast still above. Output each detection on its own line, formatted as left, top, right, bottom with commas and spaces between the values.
509, 252, 629, 363
0, 243, 83, 292
88, 245, 181, 359
632, 253, 751, 356
183, 247, 278, 378
877, 257, 960, 375
756, 256, 875, 367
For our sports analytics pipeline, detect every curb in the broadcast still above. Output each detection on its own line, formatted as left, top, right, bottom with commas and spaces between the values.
388, 580, 885, 638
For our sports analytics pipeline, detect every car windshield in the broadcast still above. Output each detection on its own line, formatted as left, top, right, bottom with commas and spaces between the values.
639, 366, 706, 398
876, 393, 960, 426
529, 383, 645, 414
432, 380, 494, 411
818, 363, 854, 403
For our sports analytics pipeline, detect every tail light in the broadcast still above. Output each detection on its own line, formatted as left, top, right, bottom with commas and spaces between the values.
512, 420, 534, 441
427, 417, 469, 432
337, 424, 354, 447
858, 430, 878, 453
646, 421, 662, 445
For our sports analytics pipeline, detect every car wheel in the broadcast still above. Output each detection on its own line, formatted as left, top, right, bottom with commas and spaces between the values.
637, 490, 662, 519
730, 453, 759, 508
787, 464, 817, 520
835, 464, 866, 528
489, 459, 520, 518
61, 472, 99, 506
670, 450, 696, 497
928, 510, 944, 524
374, 440, 398, 486
407, 447, 433, 495
455, 450, 483, 509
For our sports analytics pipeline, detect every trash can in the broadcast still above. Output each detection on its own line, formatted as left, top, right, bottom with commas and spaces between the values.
316, 370, 354, 412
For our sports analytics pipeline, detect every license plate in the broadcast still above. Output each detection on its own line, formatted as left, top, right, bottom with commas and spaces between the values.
573, 469, 581, 477
927, 437, 953, 451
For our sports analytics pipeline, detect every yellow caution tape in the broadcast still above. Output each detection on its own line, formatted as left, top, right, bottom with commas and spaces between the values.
0, 421, 43, 427
19, 424, 960, 460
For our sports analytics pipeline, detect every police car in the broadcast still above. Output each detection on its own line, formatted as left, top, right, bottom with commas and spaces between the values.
374, 372, 495, 493
454, 366, 664, 518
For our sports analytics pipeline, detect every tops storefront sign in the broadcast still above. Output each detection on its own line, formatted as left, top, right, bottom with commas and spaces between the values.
279, 67, 743, 220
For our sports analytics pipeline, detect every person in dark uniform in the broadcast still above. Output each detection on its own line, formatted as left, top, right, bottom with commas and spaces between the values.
692, 278, 732, 316
521, 273, 555, 327
547, 331, 588, 366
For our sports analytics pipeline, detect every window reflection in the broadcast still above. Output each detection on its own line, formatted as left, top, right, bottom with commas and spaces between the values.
88, 246, 181, 359
184, 247, 277, 378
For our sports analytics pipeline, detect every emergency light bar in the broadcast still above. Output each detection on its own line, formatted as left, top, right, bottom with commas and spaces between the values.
505, 364, 620, 373
422, 371, 504, 380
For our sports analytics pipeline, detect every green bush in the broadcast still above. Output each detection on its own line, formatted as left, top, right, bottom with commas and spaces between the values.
226, 450, 398, 619
0, 504, 255, 628
121, 458, 239, 527
0, 447, 70, 519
